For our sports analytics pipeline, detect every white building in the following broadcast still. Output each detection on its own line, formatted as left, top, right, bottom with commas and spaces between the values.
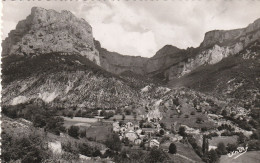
125, 130, 138, 142
149, 139, 160, 148
113, 122, 120, 132
134, 138, 142, 145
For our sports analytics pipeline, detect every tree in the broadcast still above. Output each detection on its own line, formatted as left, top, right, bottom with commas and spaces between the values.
160, 122, 166, 129
196, 117, 203, 124
122, 137, 130, 146
159, 129, 165, 136
237, 132, 246, 144
173, 98, 180, 106
208, 149, 219, 163
221, 110, 227, 117
45, 116, 65, 135
68, 111, 74, 119
125, 109, 131, 115
226, 143, 238, 152
202, 135, 209, 154
169, 143, 177, 154
178, 126, 186, 137
92, 150, 102, 157
146, 147, 169, 163
140, 141, 145, 150
75, 110, 82, 117
216, 142, 227, 155
68, 126, 79, 138
133, 112, 137, 121
122, 114, 125, 120
105, 133, 122, 151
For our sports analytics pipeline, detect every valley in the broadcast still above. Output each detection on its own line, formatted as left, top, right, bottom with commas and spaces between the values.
1, 6, 260, 163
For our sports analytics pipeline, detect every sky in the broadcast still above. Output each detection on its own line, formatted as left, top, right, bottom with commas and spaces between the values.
1, 0, 260, 58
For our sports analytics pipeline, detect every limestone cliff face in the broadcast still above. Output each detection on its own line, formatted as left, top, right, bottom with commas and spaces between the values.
95, 40, 149, 74
2, 7, 100, 65
166, 18, 260, 80
97, 18, 260, 80
97, 41, 188, 76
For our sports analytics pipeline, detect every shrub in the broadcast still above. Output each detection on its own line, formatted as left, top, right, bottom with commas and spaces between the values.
68, 126, 79, 138
92, 150, 102, 157
190, 111, 195, 115
184, 114, 189, 118
160, 122, 166, 129
160, 136, 170, 144
201, 127, 208, 132
61, 141, 79, 155
226, 143, 238, 152
196, 117, 203, 124
79, 129, 86, 138
208, 132, 218, 138
78, 143, 94, 157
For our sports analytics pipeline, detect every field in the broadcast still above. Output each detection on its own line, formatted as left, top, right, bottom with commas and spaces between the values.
62, 116, 113, 141
108, 114, 143, 121
63, 116, 98, 128
209, 136, 238, 147
161, 99, 216, 129
174, 142, 203, 162
85, 123, 113, 141
220, 151, 260, 163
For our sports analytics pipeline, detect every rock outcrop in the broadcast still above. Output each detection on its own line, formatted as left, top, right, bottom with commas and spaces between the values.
2, 7, 100, 65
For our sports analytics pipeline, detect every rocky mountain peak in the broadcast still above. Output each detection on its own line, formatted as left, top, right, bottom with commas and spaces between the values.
152, 45, 182, 59
2, 7, 100, 65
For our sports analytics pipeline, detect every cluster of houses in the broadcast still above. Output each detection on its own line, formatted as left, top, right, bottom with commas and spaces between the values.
113, 121, 161, 148
112, 120, 185, 149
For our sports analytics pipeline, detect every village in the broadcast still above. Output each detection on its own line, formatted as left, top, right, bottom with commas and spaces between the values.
111, 115, 183, 150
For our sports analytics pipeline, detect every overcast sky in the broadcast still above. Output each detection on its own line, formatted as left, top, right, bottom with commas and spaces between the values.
1, 0, 260, 57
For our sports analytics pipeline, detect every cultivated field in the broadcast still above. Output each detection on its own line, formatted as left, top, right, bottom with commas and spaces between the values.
209, 136, 238, 147
108, 114, 143, 121
63, 116, 98, 128
174, 142, 203, 162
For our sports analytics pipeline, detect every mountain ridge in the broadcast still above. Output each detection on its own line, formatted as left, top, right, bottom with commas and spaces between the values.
3, 7, 260, 80
2, 7, 260, 107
